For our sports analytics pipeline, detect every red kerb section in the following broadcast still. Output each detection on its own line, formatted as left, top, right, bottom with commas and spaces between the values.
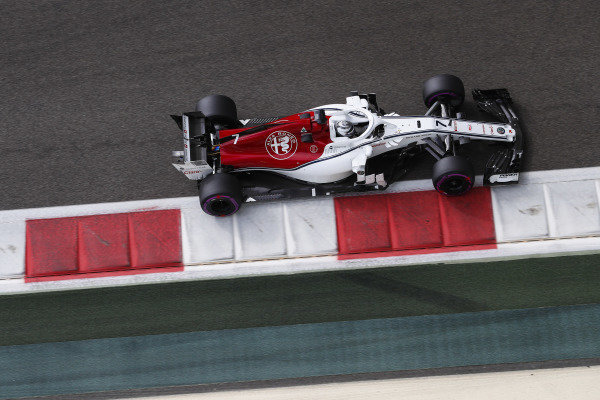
335, 187, 496, 259
25, 209, 182, 281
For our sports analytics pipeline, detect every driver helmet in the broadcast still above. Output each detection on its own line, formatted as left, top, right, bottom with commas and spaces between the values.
335, 120, 355, 137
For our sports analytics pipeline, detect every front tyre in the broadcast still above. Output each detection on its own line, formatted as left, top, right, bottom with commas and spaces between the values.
422, 74, 465, 108
432, 156, 474, 196
198, 173, 243, 216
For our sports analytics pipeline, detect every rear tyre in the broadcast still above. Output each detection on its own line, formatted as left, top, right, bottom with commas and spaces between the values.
432, 155, 474, 196
196, 94, 239, 129
422, 74, 465, 108
198, 173, 243, 216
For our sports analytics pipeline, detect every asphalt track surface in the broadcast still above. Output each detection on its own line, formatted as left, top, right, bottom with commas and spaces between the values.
1, 0, 599, 210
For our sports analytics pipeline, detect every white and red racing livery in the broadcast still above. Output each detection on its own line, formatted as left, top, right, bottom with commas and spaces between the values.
171, 74, 523, 216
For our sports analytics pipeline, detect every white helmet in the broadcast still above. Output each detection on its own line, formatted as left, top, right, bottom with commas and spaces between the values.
335, 120, 355, 137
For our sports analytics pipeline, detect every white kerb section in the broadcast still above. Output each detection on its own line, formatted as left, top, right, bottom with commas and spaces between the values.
491, 167, 600, 242
0, 219, 25, 278
182, 197, 338, 264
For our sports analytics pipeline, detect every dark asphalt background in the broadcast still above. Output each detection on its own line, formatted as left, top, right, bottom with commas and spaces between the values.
1, 0, 599, 210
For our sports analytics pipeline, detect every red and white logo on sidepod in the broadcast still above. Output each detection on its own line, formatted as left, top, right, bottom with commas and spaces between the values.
265, 131, 298, 160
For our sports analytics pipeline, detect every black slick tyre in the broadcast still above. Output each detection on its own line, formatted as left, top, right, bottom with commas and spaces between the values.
198, 173, 243, 216
432, 155, 474, 196
422, 74, 465, 108
196, 94, 239, 129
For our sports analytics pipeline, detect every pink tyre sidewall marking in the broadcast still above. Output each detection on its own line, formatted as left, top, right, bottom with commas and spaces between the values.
435, 173, 473, 196
202, 195, 240, 216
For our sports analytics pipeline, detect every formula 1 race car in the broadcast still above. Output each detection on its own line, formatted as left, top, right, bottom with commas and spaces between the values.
171, 74, 523, 216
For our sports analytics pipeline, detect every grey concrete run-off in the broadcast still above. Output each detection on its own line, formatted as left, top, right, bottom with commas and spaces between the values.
1, 303, 600, 399
0, 0, 599, 210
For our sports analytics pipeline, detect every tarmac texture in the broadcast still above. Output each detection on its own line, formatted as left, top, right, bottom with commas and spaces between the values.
1, 0, 599, 210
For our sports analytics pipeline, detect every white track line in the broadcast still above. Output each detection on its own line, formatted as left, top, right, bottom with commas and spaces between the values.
124, 365, 600, 400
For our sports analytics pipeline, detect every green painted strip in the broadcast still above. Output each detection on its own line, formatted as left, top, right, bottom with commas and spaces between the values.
1, 303, 600, 398
0, 253, 599, 346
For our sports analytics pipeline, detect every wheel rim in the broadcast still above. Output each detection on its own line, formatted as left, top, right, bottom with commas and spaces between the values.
203, 195, 239, 216
436, 174, 472, 195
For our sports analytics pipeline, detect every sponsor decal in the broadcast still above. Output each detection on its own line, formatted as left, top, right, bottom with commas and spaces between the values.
265, 131, 298, 160
489, 172, 519, 183
497, 127, 505, 134
310, 144, 318, 153
323, 146, 348, 156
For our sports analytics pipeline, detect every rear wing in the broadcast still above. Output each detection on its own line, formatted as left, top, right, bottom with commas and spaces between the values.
170, 112, 215, 180
473, 89, 524, 185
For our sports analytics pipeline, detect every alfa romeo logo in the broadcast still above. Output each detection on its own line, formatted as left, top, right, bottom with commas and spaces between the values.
265, 131, 298, 160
